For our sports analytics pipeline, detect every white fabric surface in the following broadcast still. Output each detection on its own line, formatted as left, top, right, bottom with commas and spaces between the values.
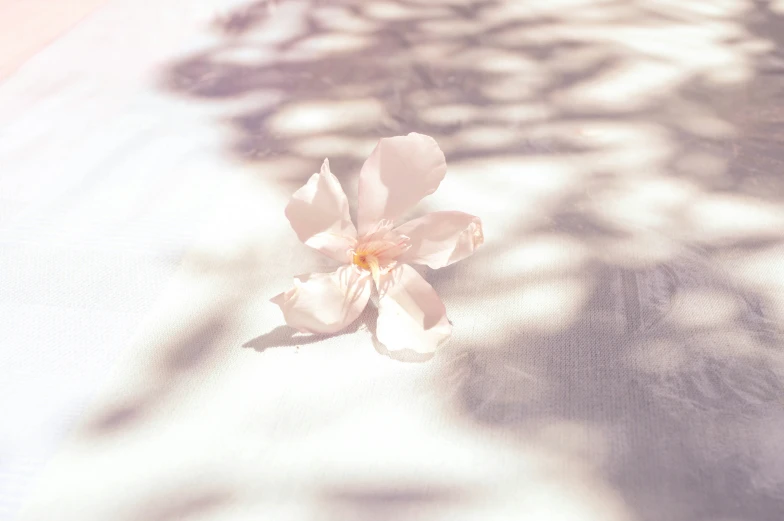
2, 1, 784, 520
0, 0, 255, 517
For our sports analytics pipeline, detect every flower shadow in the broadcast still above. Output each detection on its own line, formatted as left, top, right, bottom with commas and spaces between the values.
242, 320, 365, 352
244, 302, 434, 363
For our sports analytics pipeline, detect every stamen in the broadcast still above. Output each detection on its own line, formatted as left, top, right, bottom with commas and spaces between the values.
352, 252, 381, 287
367, 256, 380, 287
352, 252, 369, 269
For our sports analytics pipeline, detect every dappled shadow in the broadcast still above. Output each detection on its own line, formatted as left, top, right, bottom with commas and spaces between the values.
82, 311, 234, 436
149, 0, 784, 519
443, 249, 784, 520
141, 488, 234, 521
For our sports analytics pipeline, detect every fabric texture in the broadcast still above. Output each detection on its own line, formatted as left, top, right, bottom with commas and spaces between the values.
2, 1, 784, 520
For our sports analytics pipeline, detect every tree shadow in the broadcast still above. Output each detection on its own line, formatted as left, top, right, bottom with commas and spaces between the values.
81, 310, 234, 436
150, 0, 784, 519
444, 247, 784, 521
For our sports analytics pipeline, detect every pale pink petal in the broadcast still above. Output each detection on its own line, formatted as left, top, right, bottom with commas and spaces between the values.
395, 211, 483, 269
376, 264, 452, 353
271, 266, 371, 334
357, 133, 447, 235
285, 159, 357, 263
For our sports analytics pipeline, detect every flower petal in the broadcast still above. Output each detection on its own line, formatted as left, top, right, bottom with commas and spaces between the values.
271, 266, 371, 334
395, 211, 483, 269
285, 159, 357, 262
357, 133, 447, 235
376, 264, 452, 353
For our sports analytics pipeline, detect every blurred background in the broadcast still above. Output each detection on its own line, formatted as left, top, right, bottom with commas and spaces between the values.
2, 1, 784, 520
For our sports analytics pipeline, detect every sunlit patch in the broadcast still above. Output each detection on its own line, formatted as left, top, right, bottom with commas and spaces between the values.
311, 6, 379, 33
481, 0, 617, 24
516, 278, 591, 332
453, 126, 520, 151
675, 112, 735, 139
289, 136, 379, 158
419, 19, 481, 36
631, 339, 690, 375
269, 99, 387, 137
235, 0, 308, 45
486, 103, 551, 125
557, 60, 681, 112
586, 133, 673, 173
471, 51, 538, 74
674, 151, 728, 178
532, 420, 611, 468
699, 330, 772, 359
419, 104, 479, 126
486, 235, 590, 281
479, 76, 543, 102
409, 42, 458, 61
655, 0, 748, 17
718, 245, 784, 325
364, 2, 428, 20
211, 46, 275, 66
515, 476, 633, 521
294, 33, 371, 54
668, 289, 741, 329
590, 176, 696, 232
593, 231, 681, 269
688, 195, 784, 244
436, 157, 576, 230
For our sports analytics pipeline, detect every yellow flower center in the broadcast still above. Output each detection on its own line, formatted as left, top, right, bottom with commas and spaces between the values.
352, 251, 381, 286
352, 252, 371, 270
